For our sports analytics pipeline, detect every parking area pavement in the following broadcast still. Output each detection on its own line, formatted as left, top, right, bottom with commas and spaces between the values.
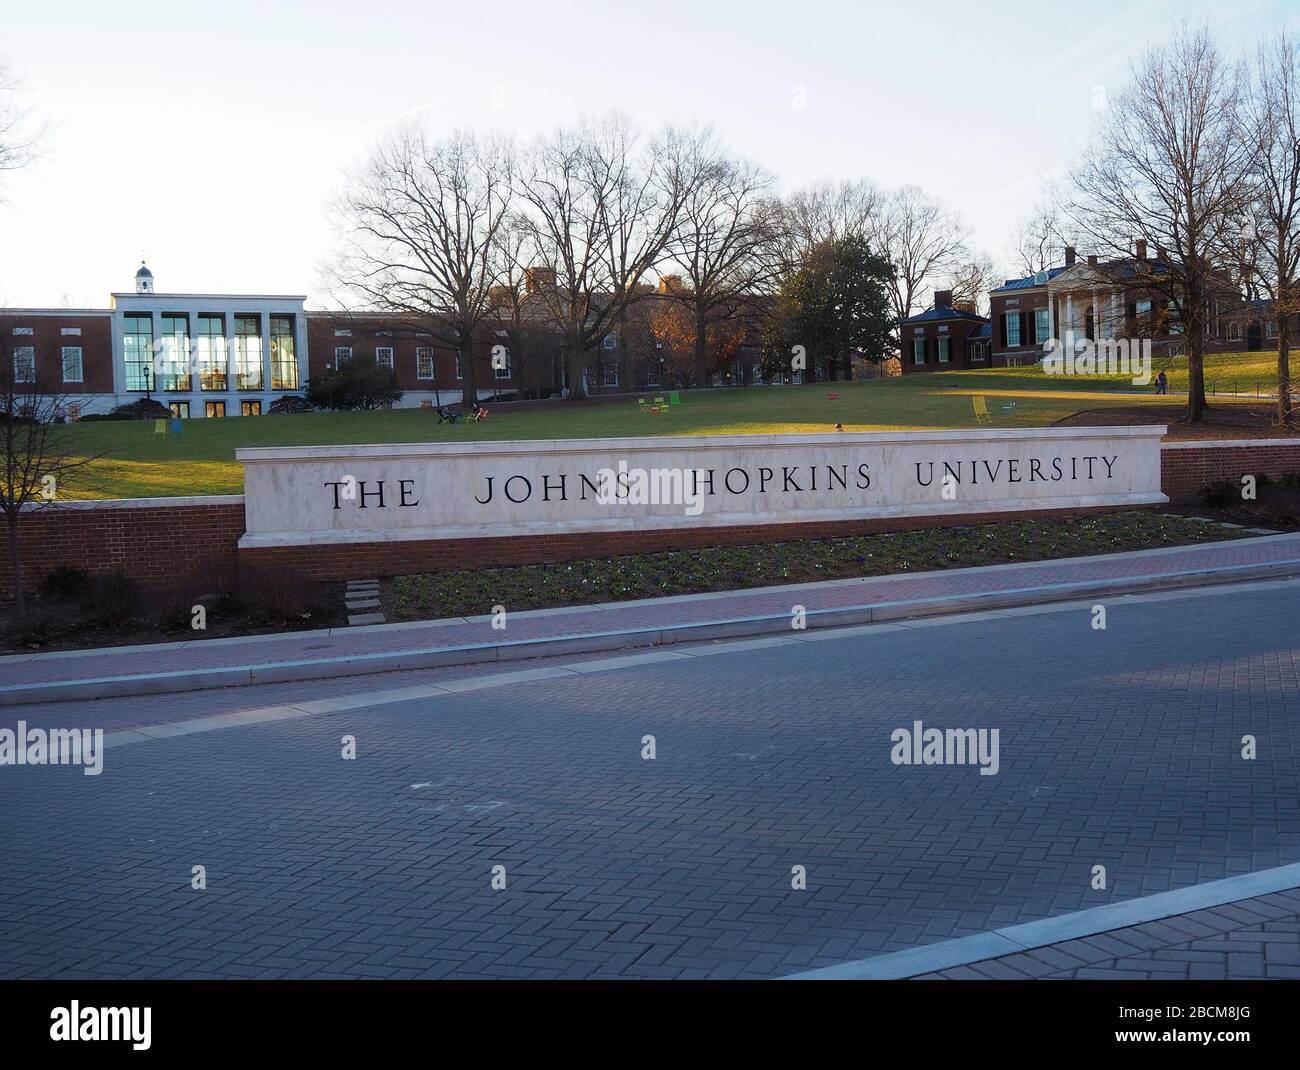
1, 580, 1298, 979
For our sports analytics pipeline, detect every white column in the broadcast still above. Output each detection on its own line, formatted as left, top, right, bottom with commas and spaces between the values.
1064, 294, 1074, 338
294, 313, 308, 392
259, 311, 272, 407
225, 313, 238, 410
150, 310, 163, 399
1091, 288, 1101, 339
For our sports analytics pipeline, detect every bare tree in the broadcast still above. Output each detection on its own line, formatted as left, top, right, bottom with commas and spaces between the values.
1010, 197, 1071, 276
515, 116, 691, 400
1241, 30, 1300, 428
662, 137, 781, 386
1, 332, 101, 620
1069, 24, 1253, 422
871, 185, 970, 325
780, 178, 879, 264
329, 126, 514, 407
946, 251, 998, 315
0, 56, 43, 187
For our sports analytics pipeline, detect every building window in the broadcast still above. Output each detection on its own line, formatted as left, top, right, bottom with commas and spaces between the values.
646, 361, 661, 386
334, 346, 352, 364
123, 313, 153, 391
602, 333, 617, 350
416, 347, 435, 379
168, 401, 190, 419
455, 354, 463, 380
912, 338, 926, 364
1035, 308, 1050, 344
159, 314, 191, 391
241, 400, 262, 416
11, 326, 33, 335
1005, 313, 1021, 347
937, 338, 950, 364
1228, 321, 1242, 342
197, 314, 227, 392
375, 346, 394, 370
1136, 299, 1152, 316
13, 346, 35, 382
333, 328, 352, 338
1267, 320, 1279, 339
61, 327, 82, 337
603, 363, 619, 386
235, 315, 263, 390
205, 401, 226, 418
61, 346, 83, 383
495, 350, 512, 380
271, 315, 298, 390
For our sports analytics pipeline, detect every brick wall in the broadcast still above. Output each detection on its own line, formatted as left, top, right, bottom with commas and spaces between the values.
4, 441, 1298, 597
1, 497, 245, 598
1161, 440, 1300, 503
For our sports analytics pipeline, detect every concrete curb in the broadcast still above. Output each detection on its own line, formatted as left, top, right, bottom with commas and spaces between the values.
786, 862, 1300, 980
4, 555, 1300, 707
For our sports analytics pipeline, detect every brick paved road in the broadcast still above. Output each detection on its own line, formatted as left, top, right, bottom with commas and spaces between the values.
1, 581, 1298, 978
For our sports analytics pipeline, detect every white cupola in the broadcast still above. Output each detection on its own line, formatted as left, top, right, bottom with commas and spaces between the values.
135, 261, 154, 294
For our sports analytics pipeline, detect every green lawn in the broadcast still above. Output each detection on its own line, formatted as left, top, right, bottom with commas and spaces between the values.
56, 351, 1278, 499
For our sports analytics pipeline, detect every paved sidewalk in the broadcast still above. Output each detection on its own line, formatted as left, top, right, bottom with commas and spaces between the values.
2, 531, 1298, 705
914, 888, 1300, 980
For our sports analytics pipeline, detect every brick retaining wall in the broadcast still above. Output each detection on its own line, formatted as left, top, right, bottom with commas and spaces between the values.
4, 440, 1297, 597
1161, 439, 1300, 503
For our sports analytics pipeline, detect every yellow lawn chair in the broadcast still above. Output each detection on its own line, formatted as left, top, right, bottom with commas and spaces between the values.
153, 419, 168, 435
972, 396, 992, 425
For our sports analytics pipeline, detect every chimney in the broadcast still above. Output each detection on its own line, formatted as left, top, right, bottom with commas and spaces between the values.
933, 289, 953, 309
1087, 254, 1098, 267
524, 266, 556, 295
1064, 246, 1077, 267
1135, 239, 1147, 261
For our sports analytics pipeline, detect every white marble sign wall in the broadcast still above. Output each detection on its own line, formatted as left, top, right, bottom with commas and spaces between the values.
236, 427, 1168, 548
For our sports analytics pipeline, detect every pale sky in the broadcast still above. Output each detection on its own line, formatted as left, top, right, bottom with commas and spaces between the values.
0, 0, 1295, 310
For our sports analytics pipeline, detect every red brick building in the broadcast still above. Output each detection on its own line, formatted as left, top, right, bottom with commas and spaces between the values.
899, 290, 990, 373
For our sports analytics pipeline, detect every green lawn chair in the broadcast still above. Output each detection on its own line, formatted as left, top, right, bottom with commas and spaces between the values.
153, 419, 168, 435
669, 390, 681, 405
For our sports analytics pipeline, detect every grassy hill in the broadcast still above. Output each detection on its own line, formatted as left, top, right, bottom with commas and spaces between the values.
55, 350, 1285, 499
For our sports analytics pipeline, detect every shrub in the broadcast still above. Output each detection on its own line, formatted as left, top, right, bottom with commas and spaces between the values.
268, 395, 315, 415
1199, 479, 1239, 508
305, 354, 403, 411
245, 564, 315, 624
85, 571, 142, 627
37, 565, 90, 600
110, 398, 172, 421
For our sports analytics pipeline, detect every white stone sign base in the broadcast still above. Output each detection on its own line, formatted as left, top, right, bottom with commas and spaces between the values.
236, 427, 1168, 549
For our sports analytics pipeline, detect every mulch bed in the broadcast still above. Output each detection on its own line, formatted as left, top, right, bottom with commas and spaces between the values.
1057, 404, 1300, 440
386, 511, 1255, 622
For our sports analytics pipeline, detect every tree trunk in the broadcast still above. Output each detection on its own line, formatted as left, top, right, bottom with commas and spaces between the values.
7, 514, 25, 622
1279, 315, 1294, 429
617, 308, 630, 393
694, 306, 708, 388
460, 335, 476, 408
1186, 327, 1209, 422
565, 329, 586, 401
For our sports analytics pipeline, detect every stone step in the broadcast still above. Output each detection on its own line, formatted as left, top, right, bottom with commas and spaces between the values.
345, 598, 381, 611
347, 612, 386, 626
